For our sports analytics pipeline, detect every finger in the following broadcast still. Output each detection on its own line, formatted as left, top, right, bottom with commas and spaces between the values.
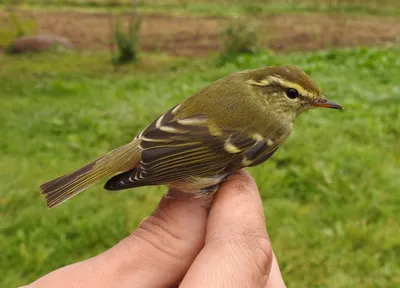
27, 189, 211, 288
181, 170, 273, 288
102, 189, 211, 287
265, 252, 287, 288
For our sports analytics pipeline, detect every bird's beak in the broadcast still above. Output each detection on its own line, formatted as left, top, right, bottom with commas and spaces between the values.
312, 98, 343, 110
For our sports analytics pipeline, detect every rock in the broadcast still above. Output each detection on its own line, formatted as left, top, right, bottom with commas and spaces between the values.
8, 35, 73, 54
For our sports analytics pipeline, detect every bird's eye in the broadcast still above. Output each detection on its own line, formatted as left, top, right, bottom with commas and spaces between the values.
285, 88, 299, 99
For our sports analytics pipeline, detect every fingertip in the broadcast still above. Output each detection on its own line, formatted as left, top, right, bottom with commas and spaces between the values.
207, 169, 267, 242
216, 169, 259, 200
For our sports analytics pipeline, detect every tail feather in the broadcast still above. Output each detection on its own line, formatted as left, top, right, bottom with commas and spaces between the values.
40, 141, 140, 208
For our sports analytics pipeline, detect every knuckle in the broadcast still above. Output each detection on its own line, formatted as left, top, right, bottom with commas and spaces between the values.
231, 234, 272, 279
250, 236, 273, 277
210, 229, 272, 280
130, 214, 195, 262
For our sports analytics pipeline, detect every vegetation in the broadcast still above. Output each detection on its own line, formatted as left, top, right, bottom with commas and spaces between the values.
112, 15, 141, 64
3, 0, 400, 17
218, 18, 259, 65
0, 11, 37, 48
0, 46, 399, 287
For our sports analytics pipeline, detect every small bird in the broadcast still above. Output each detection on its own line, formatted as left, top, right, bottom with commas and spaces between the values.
40, 66, 343, 208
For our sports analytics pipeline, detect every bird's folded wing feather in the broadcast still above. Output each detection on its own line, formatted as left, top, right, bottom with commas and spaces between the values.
131, 105, 279, 185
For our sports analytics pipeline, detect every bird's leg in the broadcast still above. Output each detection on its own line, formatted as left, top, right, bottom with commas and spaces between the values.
194, 183, 220, 199
194, 173, 234, 198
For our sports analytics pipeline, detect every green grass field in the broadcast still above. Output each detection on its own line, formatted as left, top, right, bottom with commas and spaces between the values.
3, 0, 400, 17
1, 46, 399, 287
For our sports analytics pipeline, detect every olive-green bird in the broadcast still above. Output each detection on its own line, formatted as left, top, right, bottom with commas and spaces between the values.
40, 66, 343, 208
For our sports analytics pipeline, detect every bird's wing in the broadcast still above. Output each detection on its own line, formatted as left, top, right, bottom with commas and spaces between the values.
105, 105, 279, 190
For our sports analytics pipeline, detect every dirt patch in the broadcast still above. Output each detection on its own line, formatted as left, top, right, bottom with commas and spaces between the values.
1, 10, 399, 56
265, 14, 400, 52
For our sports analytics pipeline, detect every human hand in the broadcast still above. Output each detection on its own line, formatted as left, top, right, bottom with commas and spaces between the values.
26, 170, 286, 288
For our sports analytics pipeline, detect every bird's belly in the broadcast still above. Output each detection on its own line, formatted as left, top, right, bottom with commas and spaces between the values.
167, 173, 230, 197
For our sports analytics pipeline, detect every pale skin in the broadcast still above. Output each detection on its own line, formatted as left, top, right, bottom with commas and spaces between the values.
25, 170, 286, 288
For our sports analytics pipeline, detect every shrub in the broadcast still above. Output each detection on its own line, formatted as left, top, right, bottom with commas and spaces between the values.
113, 15, 141, 64
0, 12, 37, 49
218, 18, 259, 65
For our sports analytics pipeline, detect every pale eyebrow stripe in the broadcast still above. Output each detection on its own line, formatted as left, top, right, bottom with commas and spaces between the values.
246, 76, 318, 98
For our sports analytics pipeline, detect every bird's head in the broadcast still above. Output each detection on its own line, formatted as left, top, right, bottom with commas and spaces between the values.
246, 66, 343, 122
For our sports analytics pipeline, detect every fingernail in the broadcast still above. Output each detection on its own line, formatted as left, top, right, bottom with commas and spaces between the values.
139, 216, 149, 226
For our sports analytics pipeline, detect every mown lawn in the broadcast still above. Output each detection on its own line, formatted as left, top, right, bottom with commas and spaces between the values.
0, 46, 399, 287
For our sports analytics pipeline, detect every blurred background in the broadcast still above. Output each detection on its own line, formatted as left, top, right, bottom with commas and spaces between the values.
0, 0, 399, 287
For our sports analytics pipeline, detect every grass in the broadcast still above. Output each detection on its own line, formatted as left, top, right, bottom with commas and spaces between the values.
3, 0, 400, 17
1, 46, 399, 287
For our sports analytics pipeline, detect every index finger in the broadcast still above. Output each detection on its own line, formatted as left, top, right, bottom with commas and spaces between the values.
180, 170, 273, 287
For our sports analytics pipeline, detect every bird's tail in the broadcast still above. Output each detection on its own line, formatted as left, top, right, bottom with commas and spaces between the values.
40, 141, 140, 208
